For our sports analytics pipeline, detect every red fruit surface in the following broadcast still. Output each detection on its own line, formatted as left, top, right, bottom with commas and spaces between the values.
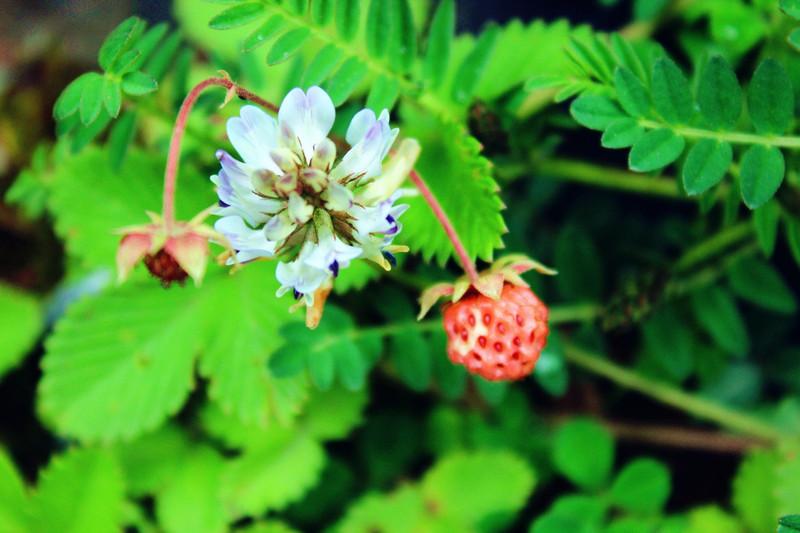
143, 248, 188, 287
443, 283, 549, 381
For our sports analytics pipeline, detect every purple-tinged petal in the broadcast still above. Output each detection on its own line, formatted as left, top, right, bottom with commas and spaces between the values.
277, 86, 335, 161
226, 105, 280, 171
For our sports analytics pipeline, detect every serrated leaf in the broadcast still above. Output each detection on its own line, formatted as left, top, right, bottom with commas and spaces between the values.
690, 286, 749, 357
652, 57, 693, 124
553, 418, 613, 489
570, 95, 626, 131
366, 0, 391, 58
220, 427, 326, 516
399, 107, 505, 265
209, 1, 266, 29
102, 79, 121, 118
267, 27, 312, 65
0, 283, 41, 380
312, 0, 335, 25
781, 0, 800, 19
107, 110, 138, 171
753, 201, 780, 256
682, 139, 732, 195
242, 14, 286, 52
335, 0, 360, 41
366, 74, 400, 112
420, 451, 535, 530
749, 58, 794, 135
79, 74, 105, 125
389, 327, 431, 391
423, 0, 453, 88
729, 257, 796, 314
740, 144, 784, 209
609, 458, 671, 514
113, 423, 192, 496
615, 66, 650, 117
98, 17, 141, 71
0, 448, 28, 533
156, 446, 227, 533
451, 24, 500, 104
697, 56, 741, 130
31, 448, 124, 533
54, 72, 96, 120
628, 128, 685, 172
325, 56, 368, 105
333, 486, 431, 532
389, 0, 416, 73
601, 118, 644, 148
120, 71, 157, 95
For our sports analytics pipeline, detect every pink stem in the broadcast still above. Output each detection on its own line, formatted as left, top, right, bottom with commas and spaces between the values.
408, 168, 479, 282
163, 77, 278, 227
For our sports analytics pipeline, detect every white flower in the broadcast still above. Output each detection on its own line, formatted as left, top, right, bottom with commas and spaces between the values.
211, 86, 413, 304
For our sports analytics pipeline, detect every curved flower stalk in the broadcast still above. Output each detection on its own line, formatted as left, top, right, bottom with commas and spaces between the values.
212, 86, 417, 327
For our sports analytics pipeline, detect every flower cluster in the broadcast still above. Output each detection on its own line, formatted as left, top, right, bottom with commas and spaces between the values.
211, 86, 412, 310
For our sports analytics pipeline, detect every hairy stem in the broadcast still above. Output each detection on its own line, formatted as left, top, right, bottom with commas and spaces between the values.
408, 168, 480, 282
163, 77, 277, 227
563, 343, 790, 443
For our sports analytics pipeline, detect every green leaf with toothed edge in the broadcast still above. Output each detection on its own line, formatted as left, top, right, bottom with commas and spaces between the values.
399, 106, 505, 265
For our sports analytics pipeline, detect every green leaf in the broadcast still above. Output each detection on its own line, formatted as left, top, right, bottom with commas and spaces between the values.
614, 66, 650, 117
423, 0, 454, 88
420, 451, 535, 530
682, 139, 732, 195
628, 128, 685, 172
611, 33, 648, 83
70, 113, 111, 153
641, 308, 694, 382
142, 30, 181, 80
102, 79, 121, 118
789, 27, 800, 51
107, 110, 138, 170
301, 386, 368, 440
553, 418, 614, 490
652, 57, 693, 124
366, 0, 391, 58
687, 505, 744, 533
780, 0, 800, 18
451, 24, 500, 104
98, 17, 142, 71
267, 27, 312, 65
120, 71, 158, 95
209, 1, 266, 29
429, 329, 467, 399
366, 74, 400, 112
219, 426, 326, 516
740, 144, 784, 209
532, 495, 607, 533
533, 331, 568, 396
242, 14, 286, 52
570, 95, 626, 131
389, 327, 431, 392
697, 56, 741, 130
690, 286, 749, 357
399, 108, 505, 264
155, 447, 227, 533
79, 74, 105, 125
609, 458, 671, 514
567, 37, 613, 85
334, 486, 431, 532
113, 423, 192, 496
728, 257, 797, 314
31, 448, 125, 533
0, 284, 40, 381
525, 74, 569, 91
126, 22, 168, 72
601, 118, 644, 148
302, 43, 344, 87
54, 72, 96, 120
753, 201, 780, 256
733, 449, 780, 533
389, 0, 416, 73
787, 217, 800, 267
748, 58, 794, 135
0, 448, 29, 533
311, 0, 335, 26
555, 225, 603, 300
325, 56, 368, 105
780, 516, 800, 533
335, 0, 360, 41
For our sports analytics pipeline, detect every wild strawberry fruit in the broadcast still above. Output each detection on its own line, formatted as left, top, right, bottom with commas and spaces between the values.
443, 284, 549, 381
418, 254, 555, 382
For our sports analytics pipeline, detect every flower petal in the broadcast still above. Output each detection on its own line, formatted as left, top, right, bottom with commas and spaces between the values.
303, 224, 362, 275
226, 105, 280, 171
330, 110, 398, 183
164, 233, 209, 285
277, 86, 335, 161
214, 215, 276, 263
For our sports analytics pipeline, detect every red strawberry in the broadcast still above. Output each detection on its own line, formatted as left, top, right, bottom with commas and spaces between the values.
442, 283, 549, 381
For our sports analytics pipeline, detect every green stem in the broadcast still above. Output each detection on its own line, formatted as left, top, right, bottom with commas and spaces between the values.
639, 120, 800, 149
532, 158, 686, 199
562, 343, 790, 443
548, 302, 601, 324
672, 221, 754, 272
